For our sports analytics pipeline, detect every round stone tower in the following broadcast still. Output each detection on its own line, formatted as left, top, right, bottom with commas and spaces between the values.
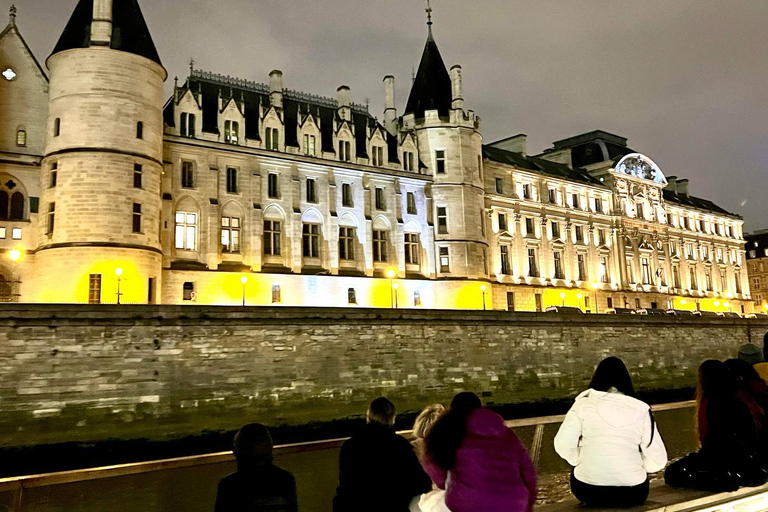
403, 18, 487, 280
34, 0, 166, 304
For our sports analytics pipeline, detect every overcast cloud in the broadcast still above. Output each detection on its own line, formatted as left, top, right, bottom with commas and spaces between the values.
13, 0, 768, 231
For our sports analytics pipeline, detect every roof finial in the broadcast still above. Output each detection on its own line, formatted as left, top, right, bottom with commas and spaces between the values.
426, 0, 433, 26
189, 58, 195, 74
9, 4, 17, 24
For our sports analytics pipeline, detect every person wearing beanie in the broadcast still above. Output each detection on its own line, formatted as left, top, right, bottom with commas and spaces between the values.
739, 343, 765, 366
214, 423, 298, 512
755, 334, 768, 383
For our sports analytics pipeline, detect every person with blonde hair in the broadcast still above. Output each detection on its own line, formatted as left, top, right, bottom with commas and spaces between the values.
412, 404, 445, 460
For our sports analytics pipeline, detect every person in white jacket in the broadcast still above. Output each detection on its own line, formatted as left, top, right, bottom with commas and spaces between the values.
554, 357, 668, 508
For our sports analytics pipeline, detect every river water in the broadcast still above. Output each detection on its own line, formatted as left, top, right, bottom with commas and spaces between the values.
11, 407, 696, 512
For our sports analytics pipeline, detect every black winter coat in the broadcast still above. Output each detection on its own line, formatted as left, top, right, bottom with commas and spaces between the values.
214, 464, 298, 512
333, 423, 432, 512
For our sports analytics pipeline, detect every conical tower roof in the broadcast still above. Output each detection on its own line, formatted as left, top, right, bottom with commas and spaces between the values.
405, 25, 452, 119
51, 0, 161, 66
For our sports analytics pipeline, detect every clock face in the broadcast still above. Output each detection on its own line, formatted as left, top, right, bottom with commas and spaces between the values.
2, 68, 16, 81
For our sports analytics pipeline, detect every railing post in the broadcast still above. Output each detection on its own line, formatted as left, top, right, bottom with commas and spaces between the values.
530, 423, 545, 469
11, 484, 22, 512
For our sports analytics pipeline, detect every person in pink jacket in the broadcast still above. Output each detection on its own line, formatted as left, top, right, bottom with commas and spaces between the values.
419, 392, 537, 512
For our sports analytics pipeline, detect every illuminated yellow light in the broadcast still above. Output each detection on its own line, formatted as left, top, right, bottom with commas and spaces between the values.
480, 285, 487, 292
681, 300, 687, 305
386, 268, 396, 279
392, 283, 399, 290
115, 268, 123, 277
8, 249, 22, 262
577, 293, 583, 299
560, 292, 566, 299
714, 301, 720, 307
591, 282, 599, 290
724, 302, 730, 308
240, 276, 248, 284
763, 303, 768, 310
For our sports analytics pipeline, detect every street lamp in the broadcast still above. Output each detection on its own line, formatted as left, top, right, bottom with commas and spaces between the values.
386, 268, 397, 309
591, 283, 600, 313
8, 249, 21, 262
560, 292, 566, 307
480, 285, 487, 311
240, 276, 248, 307
115, 268, 124, 305
392, 282, 399, 309
577, 293, 584, 312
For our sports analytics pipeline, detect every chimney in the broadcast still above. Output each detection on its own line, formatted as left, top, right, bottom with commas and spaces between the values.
450, 65, 464, 110
90, 0, 113, 46
665, 175, 677, 194
677, 178, 689, 197
269, 70, 283, 109
383, 76, 398, 136
337, 85, 351, 121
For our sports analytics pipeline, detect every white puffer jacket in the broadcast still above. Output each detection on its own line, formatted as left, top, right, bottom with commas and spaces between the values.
554, 389, 668, 487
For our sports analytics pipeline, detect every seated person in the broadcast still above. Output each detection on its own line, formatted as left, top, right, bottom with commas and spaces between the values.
333, 397, 432, 512
214, 423, 298, 512
555, 357, 667, 508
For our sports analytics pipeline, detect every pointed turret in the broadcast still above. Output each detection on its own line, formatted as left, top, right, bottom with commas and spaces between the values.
404, 15, 452, 119
51, 0, 161, 66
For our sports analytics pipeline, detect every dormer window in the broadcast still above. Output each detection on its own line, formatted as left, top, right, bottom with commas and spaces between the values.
339, 140, 351, 162
224, 121, 239, 145
403, 152, 415, 172
303, 134, 316, 156
372, 146, 384, 166
265, 128, 279, 150
180, 113, 196, 137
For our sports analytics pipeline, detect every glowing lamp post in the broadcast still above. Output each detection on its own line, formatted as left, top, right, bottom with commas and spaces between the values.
115, 268, 123, 305
480, 285, 487, 311
725, 302, 731, 313
577, 293, 584, 312
591, 283, 600, 313
560, 292, 566, 307
386, 268, 397, 309
8, 249, 21, 262
392, 282, 399, 309
240, 276, 248, 307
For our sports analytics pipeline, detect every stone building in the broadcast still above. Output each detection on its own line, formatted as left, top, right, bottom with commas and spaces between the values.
0, 1, 753, 312
746, 230, 768, 311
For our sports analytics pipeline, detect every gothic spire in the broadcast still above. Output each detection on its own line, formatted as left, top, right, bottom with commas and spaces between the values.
9, 4, 16, 26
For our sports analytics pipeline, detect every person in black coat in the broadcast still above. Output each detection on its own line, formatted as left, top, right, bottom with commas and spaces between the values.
214, 423, 298, 512
333, 397, 433, 512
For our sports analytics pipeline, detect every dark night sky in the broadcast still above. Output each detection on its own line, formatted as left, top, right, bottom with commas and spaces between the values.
12, 0, 768, 231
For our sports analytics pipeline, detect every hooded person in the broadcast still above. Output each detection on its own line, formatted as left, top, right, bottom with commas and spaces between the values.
554, 357, 667, 508
214, 423, 298, 512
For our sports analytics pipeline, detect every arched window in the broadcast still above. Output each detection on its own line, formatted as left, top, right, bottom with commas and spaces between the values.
16, 129, 26, 147
0, 192, 8, 221
9, 193, 24, 220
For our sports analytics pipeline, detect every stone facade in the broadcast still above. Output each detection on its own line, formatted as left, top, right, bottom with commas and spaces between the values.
0, 305, 763, 446
0, 3, 753, 313
746, 230, 768, 310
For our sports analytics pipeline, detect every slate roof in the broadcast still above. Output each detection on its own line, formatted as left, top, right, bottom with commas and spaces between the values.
745, 231, 768, 260
51, 0, 162, 66
168, 70, 381, 155
662, 189, 740, 218
483, 145, 606, 188
405, 26, 452, 119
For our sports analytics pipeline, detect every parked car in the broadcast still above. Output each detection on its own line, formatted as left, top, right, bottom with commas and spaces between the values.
745, 313, 758, 319
698, 311, 721, 318
667, 309, 702, 317
641, 308, 668, 316
604, 308, 637, 315
544, 306, 584, 314
720, 311, 743, 318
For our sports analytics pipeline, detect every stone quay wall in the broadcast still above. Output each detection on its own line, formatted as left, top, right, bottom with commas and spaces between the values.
0, 305, 765, 447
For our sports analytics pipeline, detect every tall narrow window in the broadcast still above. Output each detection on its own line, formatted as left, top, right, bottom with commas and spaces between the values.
9, 193, 23, 221
372, 147, 384, 166
528, 248, 539, 277
575, 225, 584, 243
414, 290, 422, 307
175, 212, 197, 250
735, 271, 742, 294
342, 183, 353, 207
50, 162, 58, 188
636, 202, 645, 219
272, 285, 282, 304
133, 164, 142, 189
578, 254, 587, 281
407, 192, 416, 215
339, 140, 351, 162
183, 282, 195, 301
304, 134, 316, 156
690, 267, 698, 290
132, 203, 142, 233
548, 188, 557, 204
47, 202, 55, 235
373, 230, 388, 262
437, 207, 448, 234
554, 251, 564, 279
302, 224, 320, 258
339, 227, 355, 260
598, 229, 606, 246
266, 128, 279, 150
641, 258, 651, 285
525, 217, 535, 237
500, 246, 510, 275
53, 118, 60, 137
221, 217, 241, 253
225, 121, 239, 145
375, 187, 385, 210
435, 150, 446, 174
405, 233, 420, 265
439, 247, 450, 273
673, 266, 681, 288
16, 129, 26, 147
181, 161, 194, 188
226, 168, 238, 194
348, 288, 357, 305
599, 256, 610, 283
498, 213, 507, 232
705, 269, 713, 291
180, 113, 196, 137
626, 259, 635, 284
572, 193, 580, 209
189, 114, 196, 137
136, 121, 144, 140
403, 152, 414, 172
88, 274, 102, 304
522, 183, 532, 200
551, 221, 560, 240
495, 178, 504, 194
264, 220, 281, 256
594, 198, 603, 213
268, 173, 280, 199
306, 178, 317, 203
